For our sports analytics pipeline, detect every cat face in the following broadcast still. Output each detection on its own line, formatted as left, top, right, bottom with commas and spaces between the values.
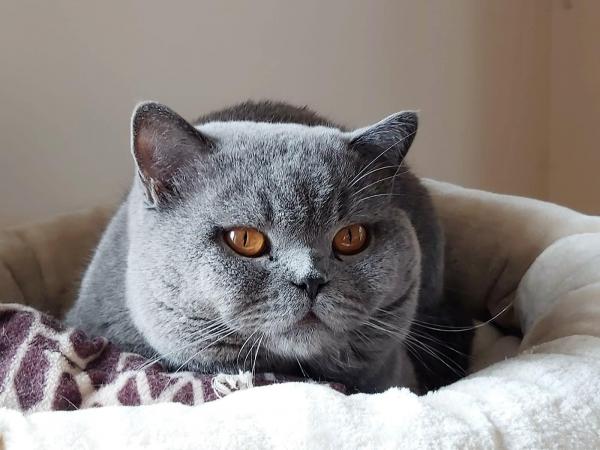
125, 103, 421, 371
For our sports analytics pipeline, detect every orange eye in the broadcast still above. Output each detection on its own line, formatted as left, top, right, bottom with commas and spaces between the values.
332, 224, 368, 255
225, 227, 267, 257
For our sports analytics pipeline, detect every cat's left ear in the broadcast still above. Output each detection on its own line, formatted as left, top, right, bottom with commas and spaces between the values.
347, 111, 418, 162
131, 101, 213, 209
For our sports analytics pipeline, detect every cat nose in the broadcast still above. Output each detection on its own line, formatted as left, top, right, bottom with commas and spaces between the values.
292, 276, 328, 301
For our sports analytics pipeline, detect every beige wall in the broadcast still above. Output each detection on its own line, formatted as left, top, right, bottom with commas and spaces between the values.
1, 1, 591, 227
548, 1, 600, 214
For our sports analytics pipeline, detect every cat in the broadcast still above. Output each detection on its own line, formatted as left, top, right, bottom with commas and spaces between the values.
66, 100, 473, 394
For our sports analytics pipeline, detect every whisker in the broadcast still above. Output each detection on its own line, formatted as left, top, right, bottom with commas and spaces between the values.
349, 164, 399, 187
403, 339, 434, 374
295, 356, 309, 378
353, 329, 374, 346
355, 192, 411, 206
236, 329, 259, 370
251, 335, 264, 378
404, 336, 464, 377
361, 319, 409, 348
388, 159, 407, 197
408, 329, 471, 358
411, 302, 513, 333
171, 328, 238, 376
369, 311, 469, 382
135, 321, 229, 371
351, 171, 408, 197
348, 131, 417, 185
243, 334, 261, 371
369, 316, 466, 376
150, 327, 238, 398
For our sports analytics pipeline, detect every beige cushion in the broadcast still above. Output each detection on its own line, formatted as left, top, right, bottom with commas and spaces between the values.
0, 206, 113, 318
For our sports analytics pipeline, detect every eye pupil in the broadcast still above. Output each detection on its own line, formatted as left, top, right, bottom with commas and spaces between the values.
225, 227, 267, 257
333, 224, 368, 255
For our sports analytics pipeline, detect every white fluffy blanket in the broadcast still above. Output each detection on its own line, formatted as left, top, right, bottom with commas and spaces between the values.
1, 180, 599, 449
0, 336, 600, 449
0, 335, 598, 449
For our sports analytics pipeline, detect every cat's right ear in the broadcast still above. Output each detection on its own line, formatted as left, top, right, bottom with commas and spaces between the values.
131, 102, 213, 209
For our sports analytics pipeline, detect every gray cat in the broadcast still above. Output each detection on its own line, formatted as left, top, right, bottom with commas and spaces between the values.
67, 101, 471, 394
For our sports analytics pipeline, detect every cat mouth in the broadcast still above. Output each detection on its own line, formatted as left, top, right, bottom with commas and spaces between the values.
284, 311, 332, 335
273, 310, 334, 341
297, 311, 320, 327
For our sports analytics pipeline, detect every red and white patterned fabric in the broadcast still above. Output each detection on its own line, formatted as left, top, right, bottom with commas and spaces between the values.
0, 304, 343, 413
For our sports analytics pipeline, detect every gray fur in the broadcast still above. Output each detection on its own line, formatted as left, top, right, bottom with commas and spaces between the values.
67, 101, 446, 393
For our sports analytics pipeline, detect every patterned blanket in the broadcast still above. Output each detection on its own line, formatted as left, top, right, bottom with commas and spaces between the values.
0, 304, 343, 413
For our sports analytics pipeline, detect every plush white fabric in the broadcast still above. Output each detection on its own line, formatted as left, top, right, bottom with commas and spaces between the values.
516, 232, 600, 334
0, 335, 598, 449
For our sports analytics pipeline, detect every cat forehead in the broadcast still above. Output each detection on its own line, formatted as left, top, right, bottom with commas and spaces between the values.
196, 121, 347, 146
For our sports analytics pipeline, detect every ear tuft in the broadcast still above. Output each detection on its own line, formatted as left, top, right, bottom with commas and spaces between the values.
131, 102, 212, 208
349, 111, 418, 162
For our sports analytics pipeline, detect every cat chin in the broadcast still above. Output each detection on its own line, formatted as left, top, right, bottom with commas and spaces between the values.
266, 324, 340, 359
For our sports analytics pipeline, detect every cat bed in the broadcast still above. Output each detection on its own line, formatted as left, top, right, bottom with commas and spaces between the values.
1, 179, 599, 448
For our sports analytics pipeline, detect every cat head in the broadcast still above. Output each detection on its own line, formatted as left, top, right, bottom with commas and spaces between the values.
125, 101, 422, 371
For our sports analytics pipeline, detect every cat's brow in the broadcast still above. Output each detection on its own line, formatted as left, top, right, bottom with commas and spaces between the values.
336, 188, 352, 222
257, 190, 274, 225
